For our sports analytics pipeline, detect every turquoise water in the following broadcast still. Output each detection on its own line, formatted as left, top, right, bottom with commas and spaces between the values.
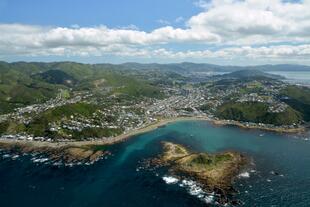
0, 121, 310, 206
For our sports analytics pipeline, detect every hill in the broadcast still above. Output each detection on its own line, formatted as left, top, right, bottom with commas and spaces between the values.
0, 62, 63, 114
0, 102, 123, 140
33, 69, 77, 86
0, 62, 163, 114
281, 86, 310, 122
216, 102, 302, 126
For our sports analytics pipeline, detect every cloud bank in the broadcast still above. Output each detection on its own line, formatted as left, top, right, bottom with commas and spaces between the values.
1, 0, 310, 63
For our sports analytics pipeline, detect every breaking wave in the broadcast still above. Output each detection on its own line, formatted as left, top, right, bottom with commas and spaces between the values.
162, 176, 215, 204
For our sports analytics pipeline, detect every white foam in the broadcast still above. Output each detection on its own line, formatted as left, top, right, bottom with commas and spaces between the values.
181, 179, 214, 204
238, 172, 250, 178
12, 155, 20, 160
32, 158, 49, 163
2, 154, 11, 158
182, 179, 194, 185
189, 185, 204, 196
65, 163, 74, 167
162, 176, 215, 204
52, 161, 62, 166
204, 195, 214, 204
162, 176, 179, 184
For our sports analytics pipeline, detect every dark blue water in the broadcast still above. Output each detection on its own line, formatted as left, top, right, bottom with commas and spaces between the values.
1, 121, 310, 207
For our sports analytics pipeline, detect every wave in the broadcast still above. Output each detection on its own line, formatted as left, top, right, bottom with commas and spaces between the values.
31, 157, 49, 163
238, 171, 250, 178
162, 176, 215, 204
0, 150, 104, 167
2, 154, 11, 158
162, 176, 179, 184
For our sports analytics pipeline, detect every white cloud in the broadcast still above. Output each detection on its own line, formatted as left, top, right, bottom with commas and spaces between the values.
0, 24, 220, 53
188, 0, 310, 44
1, 0, 310, 64
193, 0, 212, 9
157, 19, 171, 25
117, 24, 140, 30
70, 24, 80, 29
175, 16, 185, 23
137, 44, 310, 60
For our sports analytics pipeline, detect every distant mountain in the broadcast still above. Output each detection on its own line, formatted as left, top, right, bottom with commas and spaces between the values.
119, 62, 310, 74
3, 61, 310, 74
220, 69, 284, 80
119, 62, 231, 74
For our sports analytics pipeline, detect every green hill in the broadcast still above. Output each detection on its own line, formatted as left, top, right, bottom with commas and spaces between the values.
0, 63, 62, 114
281, 86, 310, 122
216, 102, 302, 125
0, 62, 163, 114
33, 69, 77, 86
0, 103, 122, 140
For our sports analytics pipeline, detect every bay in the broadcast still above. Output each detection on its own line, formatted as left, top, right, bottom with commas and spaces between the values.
0, 121, 310, 207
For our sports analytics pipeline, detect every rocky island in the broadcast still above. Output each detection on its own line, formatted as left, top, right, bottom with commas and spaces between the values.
155, 142, 248, 205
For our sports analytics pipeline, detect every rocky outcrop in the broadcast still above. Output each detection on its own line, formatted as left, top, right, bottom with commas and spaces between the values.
0, 142, 108, 164
155, 142, 248, 205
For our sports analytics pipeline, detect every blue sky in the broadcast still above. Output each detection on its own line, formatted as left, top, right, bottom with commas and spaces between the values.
0, 0, 199, 30
0, 0, 310, 65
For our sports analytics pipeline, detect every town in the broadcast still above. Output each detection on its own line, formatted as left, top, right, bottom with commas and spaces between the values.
0, 72, 305, 143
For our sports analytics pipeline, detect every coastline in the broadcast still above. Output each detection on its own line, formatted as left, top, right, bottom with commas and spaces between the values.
0, 116, 307, 149
209, 119, 307, 134
0, 116, 209, 148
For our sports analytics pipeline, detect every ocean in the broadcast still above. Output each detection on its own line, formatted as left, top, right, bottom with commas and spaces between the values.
211, 71, 310, 86
0, 121, 310, 207
268, 71, 310, 86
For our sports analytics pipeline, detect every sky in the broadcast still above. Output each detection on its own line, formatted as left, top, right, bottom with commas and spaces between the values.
1, 0, 310, 65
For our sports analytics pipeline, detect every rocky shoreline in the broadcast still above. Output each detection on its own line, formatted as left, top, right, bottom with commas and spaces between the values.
0, 116, 307, 165
0, 141, 109, 165
210, 119, 307, 134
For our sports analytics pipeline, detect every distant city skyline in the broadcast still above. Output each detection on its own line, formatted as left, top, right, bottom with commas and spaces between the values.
1, 0, 310, 65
